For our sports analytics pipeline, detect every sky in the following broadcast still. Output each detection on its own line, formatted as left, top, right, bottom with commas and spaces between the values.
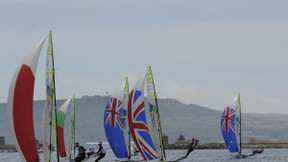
0, 0, 288, 114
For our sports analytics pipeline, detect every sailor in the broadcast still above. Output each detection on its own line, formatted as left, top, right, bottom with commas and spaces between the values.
75, 142, 86, 162
252, 145, 264, 155
184, 139, 199, 158
94, 141, 106, 162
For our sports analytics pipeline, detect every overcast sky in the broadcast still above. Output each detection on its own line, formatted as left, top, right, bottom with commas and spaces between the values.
1, 1, 288, 114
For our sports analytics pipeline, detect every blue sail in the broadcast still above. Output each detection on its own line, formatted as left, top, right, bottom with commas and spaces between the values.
104, 97, 128, 158
221, 107, 239, 153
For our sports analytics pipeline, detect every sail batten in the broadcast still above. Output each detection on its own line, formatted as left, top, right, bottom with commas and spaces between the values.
7, 35, 47, 162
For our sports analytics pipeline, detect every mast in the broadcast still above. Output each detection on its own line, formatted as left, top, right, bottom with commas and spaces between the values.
146, 66, 166, 160
238, 92, 241, 154
73, 94, 76, 158
49, 31, 60, 162
123, 77, 131, 160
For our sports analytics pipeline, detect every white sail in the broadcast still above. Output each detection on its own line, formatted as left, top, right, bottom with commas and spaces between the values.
227, 93, 241, 154
7, 35, 47, 162
122, 77, 131, 159
68, 95, 76, 159
145, 66, 165, 160
42, 31, 56, 162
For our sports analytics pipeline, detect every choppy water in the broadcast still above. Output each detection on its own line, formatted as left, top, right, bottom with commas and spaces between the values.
1, 149, 287, 162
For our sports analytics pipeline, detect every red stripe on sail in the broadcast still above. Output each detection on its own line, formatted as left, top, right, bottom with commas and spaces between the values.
13, 65, 39, 162
57, 127, 67, 157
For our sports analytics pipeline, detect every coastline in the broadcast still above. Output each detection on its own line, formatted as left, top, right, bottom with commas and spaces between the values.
164, 140, 288, 150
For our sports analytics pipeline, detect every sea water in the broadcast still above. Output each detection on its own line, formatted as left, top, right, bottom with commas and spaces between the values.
0, 149, 288, 162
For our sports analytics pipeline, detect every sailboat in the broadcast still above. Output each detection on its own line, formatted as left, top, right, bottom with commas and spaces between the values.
122, 77, 132, 160
128, 73, 158, 161
57, 97, 72, 157
42, 31, 60, 162
104, 78, 129, 159
7, 34, 48, 161
67, 95, 76, 160
145, 66, 166, 161
221, 93, 247, 158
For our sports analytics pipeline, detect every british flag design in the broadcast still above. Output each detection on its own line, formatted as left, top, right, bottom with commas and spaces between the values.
105, 97, 123, 129
221, 107, 235, 132
104, 97, 128, 158
128, 89, 157, 160
221, 107, 239, 153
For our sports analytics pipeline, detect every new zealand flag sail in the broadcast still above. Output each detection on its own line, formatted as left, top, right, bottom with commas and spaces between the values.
104, 81, 128, 159
221, 107, 239, 153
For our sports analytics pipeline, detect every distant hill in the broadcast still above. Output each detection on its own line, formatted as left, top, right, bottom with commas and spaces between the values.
1, 95, 288, 146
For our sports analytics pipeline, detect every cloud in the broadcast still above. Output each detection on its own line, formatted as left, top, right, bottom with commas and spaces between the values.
244, 95, 288, 114
157, 80, 203, 105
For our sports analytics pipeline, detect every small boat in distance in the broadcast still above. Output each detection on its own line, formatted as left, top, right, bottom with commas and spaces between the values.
221, 93, 249, 158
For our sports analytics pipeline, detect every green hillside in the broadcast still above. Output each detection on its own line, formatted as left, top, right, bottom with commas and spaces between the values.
1, 95, 288, 146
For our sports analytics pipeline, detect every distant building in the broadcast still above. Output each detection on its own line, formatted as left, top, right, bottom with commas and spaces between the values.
177, 134, 185, 141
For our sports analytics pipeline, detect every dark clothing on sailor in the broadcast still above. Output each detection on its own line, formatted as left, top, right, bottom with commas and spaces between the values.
185, 141, 198, 158
95, 145, 106, 162
75, 146, 86, 162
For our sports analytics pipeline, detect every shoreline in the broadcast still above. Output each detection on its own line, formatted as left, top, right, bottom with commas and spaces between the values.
164, 140, 288, 150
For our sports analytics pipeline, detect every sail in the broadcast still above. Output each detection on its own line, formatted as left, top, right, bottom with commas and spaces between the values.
57, 97, 72, 157
128, 74, 157, 161
221, 94, 240, 153
235, 93, 241, 153
42, 31, 56, 162
67, 95, 76, 159
122, 77, 131, 159
7, 35, 47, 162
145, 66, 166, 160
104, 80, 128, 159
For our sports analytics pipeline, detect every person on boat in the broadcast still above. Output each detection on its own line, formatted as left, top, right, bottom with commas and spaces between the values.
75, 142, 86, 162
133, 146, 139, 156
94, 141, 106, 162
252, 145, 264, 155
184, 139, 199, 158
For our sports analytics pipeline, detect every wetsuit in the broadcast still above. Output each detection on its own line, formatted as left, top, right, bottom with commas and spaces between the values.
75, 146, 86, 162
185, 142, 198, 158
95, 145, 106, 162
184, 141, 195, 158
252, 148, 264, 155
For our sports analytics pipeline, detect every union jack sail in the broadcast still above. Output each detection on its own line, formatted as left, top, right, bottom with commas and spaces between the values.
128, 74, 157, 161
